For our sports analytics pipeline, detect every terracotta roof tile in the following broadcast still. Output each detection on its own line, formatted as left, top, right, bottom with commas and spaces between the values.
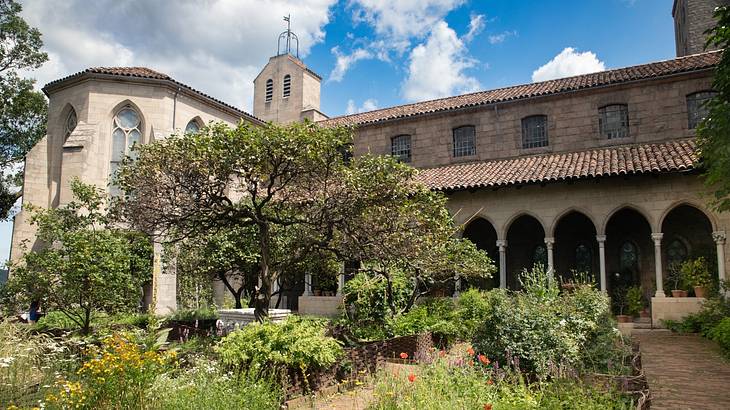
43, 67, 262, 124
320, 51, 720, 127
415, 139, 698, 191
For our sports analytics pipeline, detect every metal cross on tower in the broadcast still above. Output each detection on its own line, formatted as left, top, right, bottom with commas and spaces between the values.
277, 14, 299, 58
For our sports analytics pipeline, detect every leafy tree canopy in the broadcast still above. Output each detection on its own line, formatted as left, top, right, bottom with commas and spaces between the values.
2, 179, 152, 333
0, 0, 48, 219
698, 5, 730, 211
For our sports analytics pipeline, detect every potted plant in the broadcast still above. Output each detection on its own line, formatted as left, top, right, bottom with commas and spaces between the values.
667, 263, 687, 297
612, 286, 631, 323
626, 286, 644, 318
682, 257, 712, 298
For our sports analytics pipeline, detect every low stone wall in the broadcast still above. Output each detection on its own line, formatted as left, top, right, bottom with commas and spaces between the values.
298, 295, 342, 317
651, 297, 705, 326
285, 332, 435, 398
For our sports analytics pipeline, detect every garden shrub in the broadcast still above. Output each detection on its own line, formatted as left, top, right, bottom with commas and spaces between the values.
369, 346, 633, 409
708, 317, 730, 354
473, 266, 612, 378
216, 316, 343, 380
44, 333, 176, 409
663, 296, 730, 335
147, 357, 281, 410
342, 270, 413, 325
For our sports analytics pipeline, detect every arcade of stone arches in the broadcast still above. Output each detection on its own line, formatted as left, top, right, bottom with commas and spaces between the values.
459, 203, 727, 300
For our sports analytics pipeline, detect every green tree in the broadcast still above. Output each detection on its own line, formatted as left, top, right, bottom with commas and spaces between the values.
3, 179, 152, 333
0, 0, 48, 219
698, 5, 730, 211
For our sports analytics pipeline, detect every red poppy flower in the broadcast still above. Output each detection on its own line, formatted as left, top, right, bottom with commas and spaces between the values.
399, 352, 409, 359
467, 347, 475, 356
439, 350, 447, 358
484, 404, 493, 410
478, 355, 490, 365
486, 379, 494, 385
408, 373, 416, 383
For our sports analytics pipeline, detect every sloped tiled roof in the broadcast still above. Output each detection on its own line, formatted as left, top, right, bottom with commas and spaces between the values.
415, 139, 698, 191
43, 67, 262, 124
320, 51, 721, 127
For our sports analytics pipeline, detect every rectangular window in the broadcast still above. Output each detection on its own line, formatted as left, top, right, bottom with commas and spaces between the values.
599, 104, 629, 139
687, 91, 716, 129
521, 115, 548, 149
265, 79, 273, 102
283, 75, 291, 98
391, 134, 411, 163
453, 126, 476, 157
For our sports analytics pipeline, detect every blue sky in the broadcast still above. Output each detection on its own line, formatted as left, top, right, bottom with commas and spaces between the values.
2, 0, 678, 265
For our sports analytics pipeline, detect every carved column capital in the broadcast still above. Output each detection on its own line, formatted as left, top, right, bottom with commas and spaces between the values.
544, 237, 555, 248
651, 232, 664, 244
596, 235, 607, 244
496, 239, 508, 249
713, 231, 727, 245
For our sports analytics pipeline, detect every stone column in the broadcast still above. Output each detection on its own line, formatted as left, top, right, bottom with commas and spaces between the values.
337, 263, 346, 296
152, 240, 177, 315
496, 240, 508, 289
304, 273, 313, 296
652, 233, 665, 297
596, 235, 607, 292
545, 237, 555, 274
713, 231, 727, 286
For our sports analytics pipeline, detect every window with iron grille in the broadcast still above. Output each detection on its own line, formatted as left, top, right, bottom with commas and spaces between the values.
521, 115, 548, 149
283, 74, 291, 98
265, 79, 273, 102
452, 126, 476, 157
686, 91, 716, 129
391, 134, 411, 162
599, 104, 629, 139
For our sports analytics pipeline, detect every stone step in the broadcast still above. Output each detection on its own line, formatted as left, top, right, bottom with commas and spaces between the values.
633, 322, 653, 329
634, 316, 651, 324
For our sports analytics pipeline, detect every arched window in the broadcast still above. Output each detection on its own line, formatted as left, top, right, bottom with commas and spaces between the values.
521, 115, 548, 148
391, 134, 411, 163
185, 119, 201, 134
667, 237, 689, 268
283, 74, 291, 98
575, 243, 592, 273
265, 79, 273, 102
110, 105, 142, 196
598, 104, 629, 139
64, 108, 77, 141
687, 91, 717, 129
533, 244, 547, 268
619, 241, 638, 272
452, 125, 476, 157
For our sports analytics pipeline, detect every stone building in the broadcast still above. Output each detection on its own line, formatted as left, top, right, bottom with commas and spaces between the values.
9, 1, 729, 321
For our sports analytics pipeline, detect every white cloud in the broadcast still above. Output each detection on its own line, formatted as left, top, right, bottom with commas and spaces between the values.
402, 21, 480, 102
19, 0, 337, 111
329, 47, 373, 82
488, 30, 517, 44
531, 47, 606, 82
463, 13, 485, 43
351, 0, 465, 45
345, 98, 378, 114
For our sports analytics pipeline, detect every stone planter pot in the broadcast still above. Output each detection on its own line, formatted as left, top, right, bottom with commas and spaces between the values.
671, 290, 688, 297
639, 309, 650, 319
616, 315, 632, 323
693, 286, 707, 298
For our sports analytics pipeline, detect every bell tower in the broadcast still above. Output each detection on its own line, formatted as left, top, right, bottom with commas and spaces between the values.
253, 15, 327, 123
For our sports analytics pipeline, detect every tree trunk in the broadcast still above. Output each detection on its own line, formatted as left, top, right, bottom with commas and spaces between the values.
82, 307, 91, 335
384, 271, 397, 317
254, 223, 272, 322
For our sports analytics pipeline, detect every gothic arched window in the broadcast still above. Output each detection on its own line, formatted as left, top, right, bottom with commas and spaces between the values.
575, 243, 592, 273
667, 238, 689, 268
65, 109, 77, 141
619, 241, 638, 272
533, 244, 547, 268
110, 105, 142, 195
185, 119, 201, 134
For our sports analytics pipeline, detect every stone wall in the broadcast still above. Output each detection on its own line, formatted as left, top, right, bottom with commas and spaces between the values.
353, 73, 713, 169
674, 0, 730, 57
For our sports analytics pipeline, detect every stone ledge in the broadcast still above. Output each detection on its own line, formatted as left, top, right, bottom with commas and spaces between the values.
298, 295, 343, 317
651, 296, 705, 327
